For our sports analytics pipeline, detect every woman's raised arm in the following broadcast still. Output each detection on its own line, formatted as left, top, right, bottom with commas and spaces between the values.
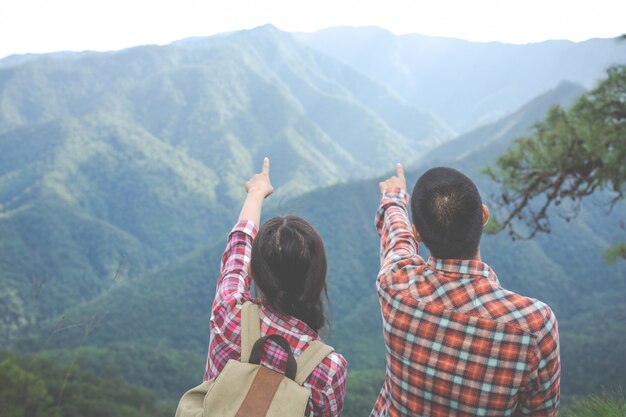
238, 157, 273, 225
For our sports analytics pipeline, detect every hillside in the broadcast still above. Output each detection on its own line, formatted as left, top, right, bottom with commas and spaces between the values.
296, 26, 626, 131
1, 25, 625, 416
0, 25, 453, 338
19, 82, 626, 410
0, 351, 175, 416
281, 81, 626, 397
409, 81, 586, 166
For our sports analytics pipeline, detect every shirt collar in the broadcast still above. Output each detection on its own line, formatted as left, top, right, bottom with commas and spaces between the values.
427, 256, 499, 284
251, 297, 319, 338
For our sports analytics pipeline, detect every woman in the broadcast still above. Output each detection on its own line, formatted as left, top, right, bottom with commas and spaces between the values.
205, 157, 347, 416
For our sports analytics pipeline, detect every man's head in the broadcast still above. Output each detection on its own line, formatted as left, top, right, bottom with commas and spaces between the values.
410, 167, 487, 259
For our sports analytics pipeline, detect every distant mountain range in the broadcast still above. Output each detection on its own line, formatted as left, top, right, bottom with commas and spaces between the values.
0, 24, 451, 331
30, 80, 625, 400
1, 25, 624, 416
296, 26, 626, 131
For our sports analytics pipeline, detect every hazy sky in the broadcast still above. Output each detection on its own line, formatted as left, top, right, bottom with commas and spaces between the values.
1, 0, 624, 59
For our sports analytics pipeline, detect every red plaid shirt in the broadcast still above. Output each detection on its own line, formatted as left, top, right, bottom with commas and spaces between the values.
372, 189, 560, 417
205, 220, 348, 417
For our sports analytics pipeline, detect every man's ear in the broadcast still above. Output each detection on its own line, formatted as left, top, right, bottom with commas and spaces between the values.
482, 204, 490, 226
412, 224, 423, 243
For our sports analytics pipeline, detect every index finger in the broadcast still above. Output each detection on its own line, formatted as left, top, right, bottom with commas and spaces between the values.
262, 157, 270, 174
396, 163, 404, 179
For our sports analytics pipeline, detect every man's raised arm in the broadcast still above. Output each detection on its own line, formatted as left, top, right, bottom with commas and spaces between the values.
375, 163, 419, 273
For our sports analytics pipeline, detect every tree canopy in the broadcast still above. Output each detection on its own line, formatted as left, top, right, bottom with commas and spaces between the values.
485, 65, 626, 260
0, 353, 173, 417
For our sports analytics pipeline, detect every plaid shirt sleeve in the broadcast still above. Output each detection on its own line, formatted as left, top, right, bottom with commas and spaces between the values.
518, 306, 561, 416
216, 219, 257, 303
375, 188, 423, 276
209, 220, 258, 352
315, 353, 348, 417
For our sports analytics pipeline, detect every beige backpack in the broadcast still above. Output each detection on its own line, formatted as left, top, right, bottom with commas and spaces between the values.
176, 301, 334, 417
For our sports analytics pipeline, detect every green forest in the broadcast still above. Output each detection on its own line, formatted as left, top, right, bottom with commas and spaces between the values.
0, 25, 625, 416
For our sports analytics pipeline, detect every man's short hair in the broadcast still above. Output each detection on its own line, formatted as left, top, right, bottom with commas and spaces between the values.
410, 167, 483, 259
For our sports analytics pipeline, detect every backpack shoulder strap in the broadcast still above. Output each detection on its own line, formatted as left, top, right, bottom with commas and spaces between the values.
294, 340, 334, 385
240, 301, 261, 363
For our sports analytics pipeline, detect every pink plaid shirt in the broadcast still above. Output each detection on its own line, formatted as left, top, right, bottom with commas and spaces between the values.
205, 220, 348, 417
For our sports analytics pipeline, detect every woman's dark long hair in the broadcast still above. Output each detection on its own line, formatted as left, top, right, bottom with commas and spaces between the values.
250, 216, 327, 332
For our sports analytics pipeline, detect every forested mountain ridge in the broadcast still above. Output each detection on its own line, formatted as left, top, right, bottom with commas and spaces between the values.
283, 81, 626, 398
1, 25, 624, 417
412, 81, 586, 167
17, 82, 625, 409
0, 25, 452, 338
296, 26, 626, 131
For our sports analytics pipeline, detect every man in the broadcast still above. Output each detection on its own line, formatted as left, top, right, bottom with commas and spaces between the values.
373, 164, 560, 417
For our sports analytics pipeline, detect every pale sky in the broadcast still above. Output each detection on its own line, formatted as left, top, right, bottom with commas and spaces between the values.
1, 0, 625, 59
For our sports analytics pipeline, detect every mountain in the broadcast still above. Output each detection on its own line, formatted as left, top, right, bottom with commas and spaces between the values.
0, 351, 175, 416
278, 81, 626, 398
0, 25, 453, 338
412, 81, 586, 168
0, 51, 90, 69
19, 82, 625, 411
2, 25, 625, 416
296, 26, 626, 131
